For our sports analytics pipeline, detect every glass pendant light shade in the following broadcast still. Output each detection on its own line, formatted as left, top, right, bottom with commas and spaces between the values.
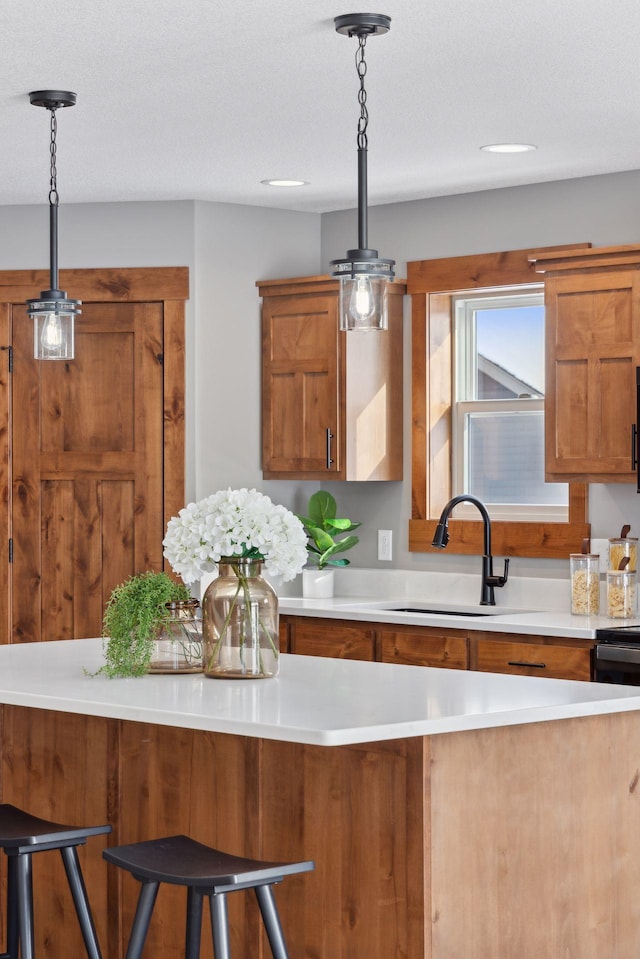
338, 273, 389, 332
28, 295, 79, 360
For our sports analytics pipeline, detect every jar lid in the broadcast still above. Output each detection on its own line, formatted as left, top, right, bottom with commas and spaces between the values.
570, 553, 599, 559
609, 536, 638, 543
165, 598, 200, 610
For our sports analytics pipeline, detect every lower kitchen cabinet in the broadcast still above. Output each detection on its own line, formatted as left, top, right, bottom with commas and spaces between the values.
380, 627, 468, 669
288, 616, 375, 660
281, 615, 595, 680
474, 637, 592, 681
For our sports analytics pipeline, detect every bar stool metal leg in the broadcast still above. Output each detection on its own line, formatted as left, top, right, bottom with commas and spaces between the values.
255, 885, 290, 959
60, 846, 103, 959
125, 881, 160, 959
185, 888, 204, 959
3, 855, 19, 959
208, 892, 231, 959
15, 855, 35, 959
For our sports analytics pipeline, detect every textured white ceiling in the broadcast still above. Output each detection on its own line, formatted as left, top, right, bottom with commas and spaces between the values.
2, 0, 640, 213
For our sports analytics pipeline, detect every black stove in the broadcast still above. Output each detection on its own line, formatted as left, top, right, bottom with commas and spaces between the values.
594, 625, 640, 683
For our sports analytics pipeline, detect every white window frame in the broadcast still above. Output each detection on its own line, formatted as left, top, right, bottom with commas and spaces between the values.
451, 287, 568, 523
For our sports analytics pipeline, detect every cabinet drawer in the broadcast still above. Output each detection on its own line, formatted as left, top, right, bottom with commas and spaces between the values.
380, 630, 468, 669
476, 640, 592, 681
290, 620, 374, 661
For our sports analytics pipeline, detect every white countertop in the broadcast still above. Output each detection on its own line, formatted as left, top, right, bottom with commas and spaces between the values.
1, 638, 640, 746
279, 595, 640, 638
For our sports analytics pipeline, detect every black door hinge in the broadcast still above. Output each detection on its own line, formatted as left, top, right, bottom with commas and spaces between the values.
8, 538, 13, 563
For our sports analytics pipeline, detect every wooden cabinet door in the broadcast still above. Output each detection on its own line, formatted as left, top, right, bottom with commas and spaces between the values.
262, 292, 340, 477
11, 302, 165, 642
545, 269, 640, 481
475, 638, 592, 680
380, 627, 468, 669
290, 618, 374, 660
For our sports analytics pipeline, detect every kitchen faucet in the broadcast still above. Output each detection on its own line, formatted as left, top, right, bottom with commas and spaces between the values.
431, 494, 509, 606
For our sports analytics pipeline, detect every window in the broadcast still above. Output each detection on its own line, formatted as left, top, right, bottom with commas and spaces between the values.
407, 245, 591, 558
451, 289, 568, 521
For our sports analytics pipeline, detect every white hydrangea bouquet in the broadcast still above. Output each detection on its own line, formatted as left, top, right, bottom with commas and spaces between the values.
163, 487, 308, 585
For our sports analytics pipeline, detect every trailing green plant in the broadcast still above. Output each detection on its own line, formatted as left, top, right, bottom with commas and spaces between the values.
296, 490, 360, 570
98, 571, 190, 677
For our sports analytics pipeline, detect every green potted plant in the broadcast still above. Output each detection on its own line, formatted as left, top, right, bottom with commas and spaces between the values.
296, 490, 360, 598
98, 571, 192, 677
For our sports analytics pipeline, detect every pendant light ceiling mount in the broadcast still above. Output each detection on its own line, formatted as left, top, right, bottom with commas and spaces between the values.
330, 13, 395, 332
334, 12, 391, 37
27, 89, 81, 360
29, 90, 77, 110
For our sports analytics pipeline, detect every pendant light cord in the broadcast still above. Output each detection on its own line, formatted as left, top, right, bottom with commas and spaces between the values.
355, 34, 370, 252
47, 107, 60, 290
356, 35, 369, 151
49, 108, 59, 207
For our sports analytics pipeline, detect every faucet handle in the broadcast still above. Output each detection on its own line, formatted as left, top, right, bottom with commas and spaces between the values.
486, 558, 510, 589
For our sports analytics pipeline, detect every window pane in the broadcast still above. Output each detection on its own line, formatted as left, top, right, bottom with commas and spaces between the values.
475, 305, 545, 399
466, 409, 567, 506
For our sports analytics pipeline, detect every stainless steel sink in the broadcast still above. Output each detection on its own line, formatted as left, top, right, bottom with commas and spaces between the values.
378, 603, 528, 617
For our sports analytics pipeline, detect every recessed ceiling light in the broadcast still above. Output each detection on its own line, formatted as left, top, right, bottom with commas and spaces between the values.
261, 179, 308, 187
480, 143, 537, 154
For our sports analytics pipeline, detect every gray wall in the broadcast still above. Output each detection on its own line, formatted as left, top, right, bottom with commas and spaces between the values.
320, 170, 640, 579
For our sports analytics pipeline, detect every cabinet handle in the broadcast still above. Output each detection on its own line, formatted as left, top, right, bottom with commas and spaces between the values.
507, 660, 546, 669
326, 427, 334, 469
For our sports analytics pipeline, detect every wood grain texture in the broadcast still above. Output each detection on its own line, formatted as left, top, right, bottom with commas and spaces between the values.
290, 617, 375, 660
408, 243, 591, 294
429, 713, 640, 958
380, 627, 469, 669
6, 271, 186, 645
0, 707, 114, 957
0, 267, 189, 302
475, 638, 592, 680
5, 703, 640, 957
0, 310, 10, 647
543, 269, 640, 481
408, 515, 591, 558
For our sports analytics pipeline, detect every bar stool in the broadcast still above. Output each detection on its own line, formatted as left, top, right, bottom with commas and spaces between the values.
103, 834, 314, 959
0, 803, 111, 959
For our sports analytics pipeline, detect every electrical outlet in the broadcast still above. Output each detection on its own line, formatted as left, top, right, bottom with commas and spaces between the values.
378, 529, 393, 562
590, 538, 609, 566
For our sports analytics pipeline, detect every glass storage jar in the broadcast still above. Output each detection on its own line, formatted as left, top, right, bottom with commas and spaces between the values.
608, 536, 638, 573
606, 568, 637, 619
570, 553, 600, 616
148, 599, 203, 673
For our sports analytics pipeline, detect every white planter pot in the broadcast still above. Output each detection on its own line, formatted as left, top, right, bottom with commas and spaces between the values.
302, 568, 335, 599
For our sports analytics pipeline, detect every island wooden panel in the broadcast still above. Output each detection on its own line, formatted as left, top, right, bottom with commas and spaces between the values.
3, 703, 640, 957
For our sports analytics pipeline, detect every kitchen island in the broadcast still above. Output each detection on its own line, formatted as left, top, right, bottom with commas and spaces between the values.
1, 639, 640, 958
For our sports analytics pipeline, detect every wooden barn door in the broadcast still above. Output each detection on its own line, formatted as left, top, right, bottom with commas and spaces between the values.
0, 267, 188, 643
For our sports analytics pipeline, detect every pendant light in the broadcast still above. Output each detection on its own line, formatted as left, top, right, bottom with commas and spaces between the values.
330, 13, 395, 332
27, 90, 81, 360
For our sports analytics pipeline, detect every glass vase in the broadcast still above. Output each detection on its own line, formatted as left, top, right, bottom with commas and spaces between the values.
202, 557, 279, 679
148, 598, 203, 673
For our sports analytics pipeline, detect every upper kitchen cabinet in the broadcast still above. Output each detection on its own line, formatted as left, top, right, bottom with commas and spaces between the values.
258, 275, 405, 480
531, 245, 640, 483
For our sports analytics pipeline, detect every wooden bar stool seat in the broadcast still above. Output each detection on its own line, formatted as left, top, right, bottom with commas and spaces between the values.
0, 803, 111, 959
103, 834, 314, 959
